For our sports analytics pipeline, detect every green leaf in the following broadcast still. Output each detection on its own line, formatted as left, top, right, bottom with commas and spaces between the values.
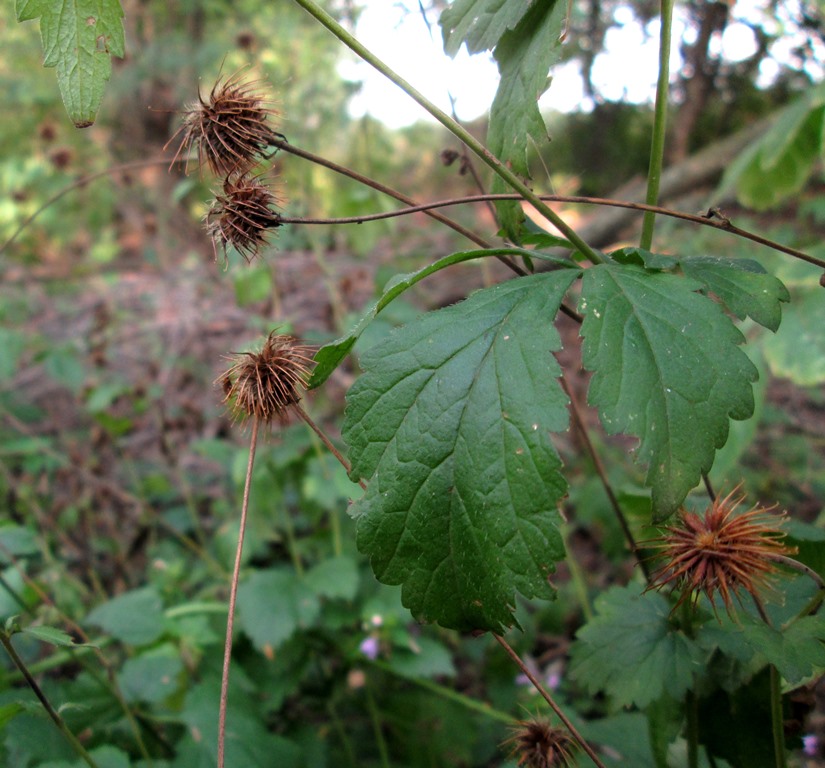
343, 271, 577, 632
569, 586, 705, 709
763, 287, 825, 385
21, 625, 91, 648
309, 248, 565, 388
710, 616, 825, 687
304, 555, 359, 601
579, 265, 758, 518
85, 586, 165, 646
487, 1, 566, 237
722, 101, 824, 210
384, 635, 455, 679
16, 0, 125, 127
237, 568, 320, 652
119, 645, 183, 703
679, 256, 790, 332
440, 0, 535, 56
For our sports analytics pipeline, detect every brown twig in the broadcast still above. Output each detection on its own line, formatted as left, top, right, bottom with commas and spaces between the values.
493, 633, 607, 768
217, 417, 260, 768
294, 404, 367, 491
561, 377, 651, 582
278, 192, 825, 270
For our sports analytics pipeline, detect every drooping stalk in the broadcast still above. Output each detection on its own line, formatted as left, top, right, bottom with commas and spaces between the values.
640, 0, 674, 249
289, 0, 604, 265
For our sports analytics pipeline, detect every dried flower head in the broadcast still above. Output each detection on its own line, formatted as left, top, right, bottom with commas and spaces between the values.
647, 486, 796, 616
504, 720, 577, 768
219, 332, 315, 425
168, 72, 283, 176
205, 175, 282, 261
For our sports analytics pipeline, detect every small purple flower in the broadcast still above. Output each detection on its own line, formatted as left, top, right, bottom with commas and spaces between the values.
359, 636, 380, 660
803, 734, 818, 757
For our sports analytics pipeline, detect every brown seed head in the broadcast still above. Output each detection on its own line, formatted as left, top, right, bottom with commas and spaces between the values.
219, 332, 315, 425
647, 486, 796, 616
168, 72, 282, 176
504, 720, 577, 768
205, 175, 282, 261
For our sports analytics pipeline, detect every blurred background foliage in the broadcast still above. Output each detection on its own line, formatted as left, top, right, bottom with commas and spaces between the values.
1, 0, 825, 766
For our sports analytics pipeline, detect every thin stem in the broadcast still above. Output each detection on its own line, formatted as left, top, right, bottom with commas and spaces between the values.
0, 633, 101, 768
769, 665, 788, 768
561, 377, 651, 581
686, 689, 699, 768
365, 680, 391, 768
702, 474, 717, 503
327, 699, 359, 768
271, 138, 523, 275
493, 634, 607, 768
369, 658, 515, 725
770, 553, 825, 593
561, 525, 595, 622
289, 0, 603, 265
0, 157, 182, 257
0, 542, 154, 764
640, 0, 674, 249
275, 191, 825, 269
294, 404, 367, 491
217, 418, 260, 768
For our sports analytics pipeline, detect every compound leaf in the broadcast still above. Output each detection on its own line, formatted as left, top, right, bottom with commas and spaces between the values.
343, 271, 577, 632
580, 264, 758, 519
569, 585, 705, 709
16, 0, 125, 127
680, 256, 790, 332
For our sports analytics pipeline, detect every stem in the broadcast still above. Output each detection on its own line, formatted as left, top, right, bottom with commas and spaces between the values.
769, 665, 788, 768
294, 404, 367, 491
275, 191, 825, 269
365, 680, 391, 768
493, 634, 607, 768
561, 377, 651, 581
369, 659, 515, 724
686, 689, 699, 768
640, 0, 674, 249
561, 525, 595, 622
217, 417, 260, 768
680, 600, 699, 768
0, 633, 101, 768
272, 138, 523, 275
289, 0, 603, 265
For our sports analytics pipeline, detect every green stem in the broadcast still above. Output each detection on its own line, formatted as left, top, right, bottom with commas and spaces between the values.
365, 680, 391, 768
686, 689, 699, 768
289, 0, 603, 265
769, 665, 788, 768
0, 633, 101, 768
369, 659, 514, 725
327, 698, 359, 768
680, 601, 699, 768
561, 525, 594, 622
640, 0, 674, 249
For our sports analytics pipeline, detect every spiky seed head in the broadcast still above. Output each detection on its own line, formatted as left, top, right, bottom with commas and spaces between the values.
504, 720, 577, 768
219, 332, 315, 425
205, 175, 282, 261
168, 72, 282, 176
647, 486, 796, 617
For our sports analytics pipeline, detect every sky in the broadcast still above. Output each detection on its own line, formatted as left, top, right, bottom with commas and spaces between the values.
339, 0, 820, 128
